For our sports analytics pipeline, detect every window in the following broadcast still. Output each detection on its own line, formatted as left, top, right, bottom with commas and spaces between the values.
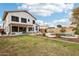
28, 27, 33, 31
19, 27, 23, 32
28, 19, 30, 22
36, 26, 38, 30
33, 20, 35, 24
12, 26, 18, 32
21, 18, 27, 23
11, 16, 19, 22
19, 27, 26, 33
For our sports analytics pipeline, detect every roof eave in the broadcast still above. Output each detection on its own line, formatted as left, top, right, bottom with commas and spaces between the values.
3, 10, 37, 21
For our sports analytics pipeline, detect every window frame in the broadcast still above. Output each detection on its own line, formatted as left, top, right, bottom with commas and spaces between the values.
12, 26, 18, 32
11, 16, 19, 22
33, 20, 35, 24
21, 18, 27, 23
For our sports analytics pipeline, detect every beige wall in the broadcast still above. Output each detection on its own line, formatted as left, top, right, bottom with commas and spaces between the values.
47, 27, 75, 33
47, 28, 61, 33
39, 26, 48, 33
8, 12, 35, 25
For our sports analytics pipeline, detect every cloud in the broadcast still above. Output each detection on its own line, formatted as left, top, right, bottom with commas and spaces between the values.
17, 3, 72, 27
36, 20, 48, 26
0, 17, 3, 27
36, 18, 71, 27
12, 0, 79, 4
0, 17, 2, 21
17, 3, 74, 16
51, 18, 71, 27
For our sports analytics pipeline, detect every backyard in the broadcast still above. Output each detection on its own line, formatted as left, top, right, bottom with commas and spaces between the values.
0, 35, 79, 56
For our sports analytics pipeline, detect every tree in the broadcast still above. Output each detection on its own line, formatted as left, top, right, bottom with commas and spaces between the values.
75, 27, 79, 34
60, 27, 66, 33
57, 25, 62, 28
72, 7, 79, 24
56, 25, 62, 38
71, 7, 79, 35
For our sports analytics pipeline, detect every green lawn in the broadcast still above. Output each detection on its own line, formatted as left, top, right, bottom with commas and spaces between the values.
0, 35, 79, 56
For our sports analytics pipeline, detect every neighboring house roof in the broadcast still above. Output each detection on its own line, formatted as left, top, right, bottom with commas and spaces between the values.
47, 27, 55, 29
39, 25, 48, 29
2, 10, 37, 20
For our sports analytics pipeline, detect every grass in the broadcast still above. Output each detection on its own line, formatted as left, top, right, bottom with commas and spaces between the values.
0, 35, 79, 56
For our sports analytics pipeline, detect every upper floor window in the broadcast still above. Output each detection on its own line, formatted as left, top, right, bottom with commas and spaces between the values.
21, 18, 27, 23
11, 16, 19, 22
33, 20, 35, 24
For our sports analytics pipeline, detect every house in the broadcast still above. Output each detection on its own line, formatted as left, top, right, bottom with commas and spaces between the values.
47, 26, 76, 34
47, 27, 61, 33
47, 27, 55, 33
39, 25, 48, 33
2, 10, 39, 35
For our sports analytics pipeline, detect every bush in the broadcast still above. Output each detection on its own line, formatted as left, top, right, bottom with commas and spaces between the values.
56, 33, 61, 38
43, 33, 46, 36
75, 26, 79, 35
60, 28, 66, 33
1, 31, 6, 35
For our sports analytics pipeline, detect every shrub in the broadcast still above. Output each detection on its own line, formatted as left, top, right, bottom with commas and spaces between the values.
43, 33, 46, 36
60, 28, 66, 33
75, 25, 79, 35
56, 33, 61, 38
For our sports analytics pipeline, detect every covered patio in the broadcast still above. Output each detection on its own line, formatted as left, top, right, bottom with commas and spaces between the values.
9, 23, 34, 35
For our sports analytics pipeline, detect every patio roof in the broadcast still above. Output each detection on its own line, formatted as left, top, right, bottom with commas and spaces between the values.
9, 23, 33, 27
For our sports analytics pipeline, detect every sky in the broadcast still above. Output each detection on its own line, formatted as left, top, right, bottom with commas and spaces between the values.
0, 3, 79, 27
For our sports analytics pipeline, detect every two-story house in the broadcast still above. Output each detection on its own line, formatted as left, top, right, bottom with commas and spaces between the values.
2, 10, 39, 35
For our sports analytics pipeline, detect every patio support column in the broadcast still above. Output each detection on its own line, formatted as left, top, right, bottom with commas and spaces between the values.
11, 25, 12, 34
27, 26, 29, 32
26, 26, 27, 33
33, 26, 36, 33
18, 26, 19, 32
9, 25, 12, 35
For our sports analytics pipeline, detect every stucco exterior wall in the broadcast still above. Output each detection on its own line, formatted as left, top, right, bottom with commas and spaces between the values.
3, 11, 38, 35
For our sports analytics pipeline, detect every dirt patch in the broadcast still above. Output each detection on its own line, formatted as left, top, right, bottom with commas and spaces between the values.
0, 36, 16, 40
62, 38, 79, 43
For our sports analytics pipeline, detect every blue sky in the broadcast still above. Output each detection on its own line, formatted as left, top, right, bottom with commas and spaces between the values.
0, 3, 79, 27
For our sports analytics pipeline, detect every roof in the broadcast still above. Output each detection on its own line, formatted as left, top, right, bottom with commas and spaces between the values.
9, 23, 33, 27
2, 10, 37, 21
47, 27, 55, 29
